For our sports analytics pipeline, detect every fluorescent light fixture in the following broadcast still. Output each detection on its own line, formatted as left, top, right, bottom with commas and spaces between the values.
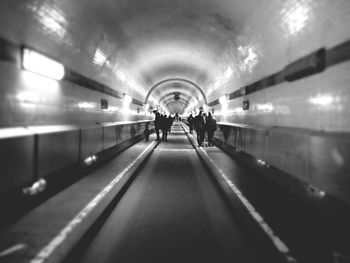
22, 48, 64, 80
123, 94, 132, 104
219, 95, 228, 105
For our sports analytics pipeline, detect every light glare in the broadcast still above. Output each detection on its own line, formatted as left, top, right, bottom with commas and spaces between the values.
256, 103, 274, 112
219, 95, 228, 105
123, 94, 132, 104
93, 49, 107, 66
281, 0, 313, 37
310, 95, 334, 106
22, 48, 65, 80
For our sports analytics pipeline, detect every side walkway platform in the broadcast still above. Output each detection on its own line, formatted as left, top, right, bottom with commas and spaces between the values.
0, 134, 159, 263
182, 122, 350, 263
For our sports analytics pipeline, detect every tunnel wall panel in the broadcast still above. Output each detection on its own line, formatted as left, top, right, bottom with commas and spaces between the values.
264, 128, 310, 183
34, 128, 81, 178
308, 134, 350, 203
0, 129, 34, 195
80, 126, 103, 160
0, 121, 153, 196
244, 126, 269, 162
102, 125, 117, 151
215, 123, 350, 205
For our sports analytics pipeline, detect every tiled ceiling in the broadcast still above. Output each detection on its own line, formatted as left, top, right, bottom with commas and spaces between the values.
1, 0, 345, 114
0, 0, 259, 113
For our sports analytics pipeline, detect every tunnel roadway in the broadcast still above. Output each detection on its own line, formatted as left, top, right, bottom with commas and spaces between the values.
69, 122, 282, 263
1, 121, 344, 263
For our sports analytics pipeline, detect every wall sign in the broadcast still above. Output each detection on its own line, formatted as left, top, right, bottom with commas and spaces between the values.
101, 98, 108, 109
243, 100, 249, 110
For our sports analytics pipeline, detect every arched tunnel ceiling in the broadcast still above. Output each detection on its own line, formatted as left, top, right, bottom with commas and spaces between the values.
156, 91, 194, 115
0, 0, 267, 113
146, 79, 205, 110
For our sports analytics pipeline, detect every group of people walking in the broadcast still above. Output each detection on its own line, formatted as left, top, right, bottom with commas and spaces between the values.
150, 109, 217, 146
153, 110, 174, 142
187, 111, 217, 147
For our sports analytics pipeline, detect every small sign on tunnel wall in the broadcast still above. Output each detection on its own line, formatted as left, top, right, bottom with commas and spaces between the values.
243, 100, 249, 110
101, 98, 108, 109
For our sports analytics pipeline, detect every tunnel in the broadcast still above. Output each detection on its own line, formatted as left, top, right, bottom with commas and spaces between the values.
0, 1, 350, 262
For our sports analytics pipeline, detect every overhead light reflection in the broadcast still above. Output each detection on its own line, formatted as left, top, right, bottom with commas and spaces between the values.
104, 106, 118, 112
93, 49, 107, 66
116, 70, 127, 82
27, 3, 67, 40
309, 95, 334, 106
144, 103, 149, 112
17, 91, 41, 104
281, 0, 313, 37
256, 103, 274, 113
207, 67, 234, 96
22, 71, 59, 92
78, 102, 95, 109
122, 94, 132, 114
238, 45, 259, 73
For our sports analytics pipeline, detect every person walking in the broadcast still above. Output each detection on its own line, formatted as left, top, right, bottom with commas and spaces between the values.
161, 114, 168, 142
187, 113, 194, 134
144, 122, 150, 141
153, 110, 161, 141
206, 112, 217, 146
167, 115, 174, 134
194, 111, 205, 146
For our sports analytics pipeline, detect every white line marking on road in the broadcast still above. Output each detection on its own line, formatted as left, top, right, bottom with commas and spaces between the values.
0, 243, 27, 257
182, 123, 297, 262
30, 141, 156, 263
169, 131, 184, 134
154, 148, 195, 152
198, 147, 297, 263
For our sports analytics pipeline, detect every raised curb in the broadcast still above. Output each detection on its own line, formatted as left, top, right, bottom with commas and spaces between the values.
0, 140, 159, 263
180, 122, 296, 263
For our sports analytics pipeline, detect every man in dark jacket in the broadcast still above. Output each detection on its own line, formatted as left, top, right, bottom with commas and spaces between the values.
167, 115, 174, 134
153, 110, 161, 141
160, 114, 168, 142
187, 113, 194, 134
206, 112, 217, 146
194, 111, 205, 146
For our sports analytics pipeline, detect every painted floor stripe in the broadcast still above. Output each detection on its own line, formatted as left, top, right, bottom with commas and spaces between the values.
30, 141, 155, 263
154, 148, 195, 152
0, 243, 27, 257
183, 124, 297, 263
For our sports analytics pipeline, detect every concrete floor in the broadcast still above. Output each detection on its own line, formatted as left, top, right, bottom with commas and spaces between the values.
2, 122, 348, 263
75, 123, 270, 263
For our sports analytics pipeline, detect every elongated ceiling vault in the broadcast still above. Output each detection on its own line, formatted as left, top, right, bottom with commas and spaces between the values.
0, 0, 274, 114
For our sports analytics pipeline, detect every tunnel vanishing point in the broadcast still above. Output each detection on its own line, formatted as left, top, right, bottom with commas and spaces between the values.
0, 1, 350, 263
